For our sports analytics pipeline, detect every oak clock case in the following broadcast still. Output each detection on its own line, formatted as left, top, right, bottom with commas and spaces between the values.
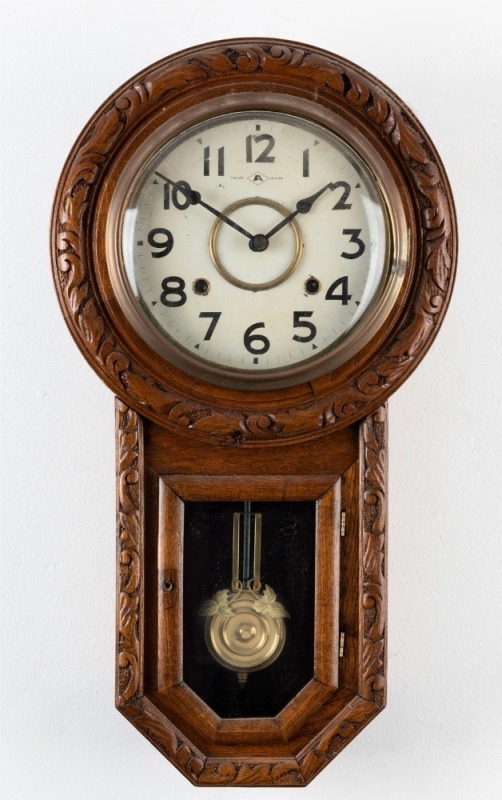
51, 39, 456, 787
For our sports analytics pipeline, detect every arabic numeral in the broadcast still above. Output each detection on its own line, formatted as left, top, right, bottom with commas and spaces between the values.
244, 322, 270, 354
331, 181, 352, 210
203, 146, 225, 176
341, 229, 365, 259
163, 180, 192, 210
292, 311, 316, 342
303, 149, 310, 177
246, 133, 275, 163
325, 276, 351, 305
148, 228, 174, 258
199, 312, 221, 340
160, 276, 187, 307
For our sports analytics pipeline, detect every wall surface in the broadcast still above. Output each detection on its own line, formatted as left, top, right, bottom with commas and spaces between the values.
1, 1, 501, 798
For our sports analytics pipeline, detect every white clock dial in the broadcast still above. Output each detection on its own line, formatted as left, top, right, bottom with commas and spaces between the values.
121, 111, 389, 380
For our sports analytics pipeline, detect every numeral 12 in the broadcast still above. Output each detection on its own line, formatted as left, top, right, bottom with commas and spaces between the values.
246, 134, 275, 163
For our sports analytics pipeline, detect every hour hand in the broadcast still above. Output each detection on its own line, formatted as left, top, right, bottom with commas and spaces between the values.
154, 172, 254, 241
264, 182, 338, 240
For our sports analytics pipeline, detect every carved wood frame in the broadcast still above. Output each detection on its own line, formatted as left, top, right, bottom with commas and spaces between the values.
52, 39, 457, 444
116, 400, 387, 785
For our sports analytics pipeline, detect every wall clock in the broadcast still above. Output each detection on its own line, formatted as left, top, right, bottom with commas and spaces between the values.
51, 38, 456, 786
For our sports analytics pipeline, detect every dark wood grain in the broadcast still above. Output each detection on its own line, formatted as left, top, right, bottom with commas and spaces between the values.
146, 421, 359, 475
157, 483, 183, 689
115, 399, 388, 785
314, 483, 339, 687
116, 401, 143, 706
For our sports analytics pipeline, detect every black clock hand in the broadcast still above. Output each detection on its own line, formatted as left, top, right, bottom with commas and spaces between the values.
264, 182, 338, 240
154, 172, 254, 241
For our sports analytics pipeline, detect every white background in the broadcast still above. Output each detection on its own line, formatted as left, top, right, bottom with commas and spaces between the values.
1, 1, 501, 798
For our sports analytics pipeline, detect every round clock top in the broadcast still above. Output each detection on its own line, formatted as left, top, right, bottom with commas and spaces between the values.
51, 39, 457, 443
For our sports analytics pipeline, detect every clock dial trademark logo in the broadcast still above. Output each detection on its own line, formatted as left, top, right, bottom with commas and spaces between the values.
247, 171, 269, 184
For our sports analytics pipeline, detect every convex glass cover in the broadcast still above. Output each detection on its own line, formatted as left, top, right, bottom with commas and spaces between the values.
113, 110, 396, 386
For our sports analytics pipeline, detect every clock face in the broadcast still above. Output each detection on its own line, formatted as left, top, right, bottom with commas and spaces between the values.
118, 110, 391, 386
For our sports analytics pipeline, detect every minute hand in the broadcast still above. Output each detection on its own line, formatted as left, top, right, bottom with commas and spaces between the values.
154, 171, 254, 240
264, 182, 337, 240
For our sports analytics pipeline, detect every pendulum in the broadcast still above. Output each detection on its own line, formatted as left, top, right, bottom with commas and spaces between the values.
199, 502, 289, 685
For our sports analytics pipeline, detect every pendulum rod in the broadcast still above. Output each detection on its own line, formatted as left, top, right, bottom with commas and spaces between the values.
242, 501, 251, 585
232, 502, 262, 590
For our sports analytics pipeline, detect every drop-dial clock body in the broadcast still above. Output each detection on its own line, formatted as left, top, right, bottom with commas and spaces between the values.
51, 39, 456, 786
